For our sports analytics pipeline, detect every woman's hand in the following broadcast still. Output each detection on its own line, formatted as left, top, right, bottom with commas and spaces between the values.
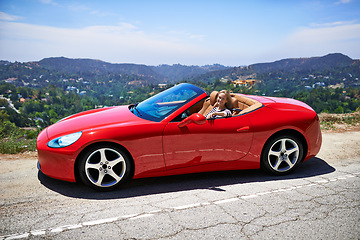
206, 112, 214, 119
206, 111, 226, 119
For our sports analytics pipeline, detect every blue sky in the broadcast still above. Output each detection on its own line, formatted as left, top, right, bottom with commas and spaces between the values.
0, 0, 359, 66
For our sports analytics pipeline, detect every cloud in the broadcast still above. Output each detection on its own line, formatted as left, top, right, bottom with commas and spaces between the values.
166, 30, 205, 42
0, 21, 208, 64
67, 3, 91, 12
310, 20, 357, 28
40, 0, 58, 6
287, 22, 360, 45
0, 12, 20, 21
335, 0, 352, 5
278, 22, 360, 59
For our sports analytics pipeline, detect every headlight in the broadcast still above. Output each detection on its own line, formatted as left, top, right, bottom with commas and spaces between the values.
47, 132, 82, 148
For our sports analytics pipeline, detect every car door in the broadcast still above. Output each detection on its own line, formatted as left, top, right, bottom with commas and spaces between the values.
162, 115, 253, 170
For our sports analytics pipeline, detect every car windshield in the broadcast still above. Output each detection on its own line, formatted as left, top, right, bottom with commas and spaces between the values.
130, 83, 205, 122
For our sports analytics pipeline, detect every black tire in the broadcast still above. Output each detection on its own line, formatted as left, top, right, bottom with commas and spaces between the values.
261, 134, 304, 175
78, 144, 132, 191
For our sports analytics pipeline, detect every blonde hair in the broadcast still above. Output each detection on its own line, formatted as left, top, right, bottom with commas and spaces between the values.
219, 90, 233, 109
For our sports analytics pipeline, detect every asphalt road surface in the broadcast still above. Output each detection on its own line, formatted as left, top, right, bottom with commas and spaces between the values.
1, 131, 359, 239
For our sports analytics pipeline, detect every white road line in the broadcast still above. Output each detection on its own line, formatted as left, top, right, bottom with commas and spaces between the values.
241, 194, 258, 199
257, 191, 272, 196
1, 173, 358, 240
315, 180, 328, 183
83, 217, 119, 226
3, 233, 29, 240
173, 203, 202, 210
214, 198, 239, 204
149, 210, 162, 214
337, 177, 347, 180
29, 230, 46, 236
50, 224, 82, 233
130, 213, 154, 220
120, 213, 138, 219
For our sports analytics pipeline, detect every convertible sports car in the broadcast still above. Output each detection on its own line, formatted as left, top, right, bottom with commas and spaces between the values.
37, 83, 322, 191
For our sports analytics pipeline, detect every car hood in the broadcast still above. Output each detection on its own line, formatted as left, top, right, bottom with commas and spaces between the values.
46, 105, 143, 139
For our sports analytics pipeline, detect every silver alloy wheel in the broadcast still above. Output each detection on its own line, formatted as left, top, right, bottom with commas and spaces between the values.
267, 138, 300, 172
85, 148, 126, 187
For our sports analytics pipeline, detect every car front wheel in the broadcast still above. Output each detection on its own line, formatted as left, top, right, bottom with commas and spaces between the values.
261, 135, 304, 175
79, 145, 131, 191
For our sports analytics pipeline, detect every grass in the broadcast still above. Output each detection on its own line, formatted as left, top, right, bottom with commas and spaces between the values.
319, 111, 360, 131
0, 121, 39, 154
0, 137, 37, 154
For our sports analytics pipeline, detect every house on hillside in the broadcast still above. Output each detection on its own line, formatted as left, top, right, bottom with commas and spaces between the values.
232, 79, 257, 87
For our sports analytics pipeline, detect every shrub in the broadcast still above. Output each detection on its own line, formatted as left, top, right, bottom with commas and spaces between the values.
0, 121, 39, 154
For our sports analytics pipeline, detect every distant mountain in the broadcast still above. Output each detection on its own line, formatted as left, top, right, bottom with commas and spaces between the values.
188, 53, 356, 83
150, 63, 229, 82
2, 53, 356, 84
37, 57, 229, 83
249, 53, 354, 73
38, 57, 165, 83
0, 60, 10, 66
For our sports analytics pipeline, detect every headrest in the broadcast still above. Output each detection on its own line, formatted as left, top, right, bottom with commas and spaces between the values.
210, 91, 219, 106
230, 97, 238, 109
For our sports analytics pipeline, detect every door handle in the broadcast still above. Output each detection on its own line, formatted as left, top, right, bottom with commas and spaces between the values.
237, 126, 250, 132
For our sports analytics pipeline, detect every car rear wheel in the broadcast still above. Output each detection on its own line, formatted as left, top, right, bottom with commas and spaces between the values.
79, 145, 131, 191
261, 135, 304, 175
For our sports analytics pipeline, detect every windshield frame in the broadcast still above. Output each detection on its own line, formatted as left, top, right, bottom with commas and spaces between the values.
130, 83, 206, 122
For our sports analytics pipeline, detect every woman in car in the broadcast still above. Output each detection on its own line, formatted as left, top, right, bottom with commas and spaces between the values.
206, 90, 233, 119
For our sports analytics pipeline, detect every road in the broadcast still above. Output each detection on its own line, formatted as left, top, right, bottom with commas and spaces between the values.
0, 96, 20, 114
0, 131, 359, 239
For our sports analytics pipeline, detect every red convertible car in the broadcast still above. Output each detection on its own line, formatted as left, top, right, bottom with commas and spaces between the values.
37, 83, 322, 191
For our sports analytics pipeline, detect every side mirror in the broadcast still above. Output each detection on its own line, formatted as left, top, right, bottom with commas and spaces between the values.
178, 113, 206, 128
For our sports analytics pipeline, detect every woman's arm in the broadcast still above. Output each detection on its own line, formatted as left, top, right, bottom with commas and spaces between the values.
206, 109, 232, 119
212, 111, 228, 117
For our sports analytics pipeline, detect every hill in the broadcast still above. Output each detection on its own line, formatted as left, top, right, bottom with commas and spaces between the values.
250, 53, 354, 73
150, 64, 229, 82
188, 53, 357, 83
2, 53, 355, 85
37, 57, 229, 83
38, 57, 165, 83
